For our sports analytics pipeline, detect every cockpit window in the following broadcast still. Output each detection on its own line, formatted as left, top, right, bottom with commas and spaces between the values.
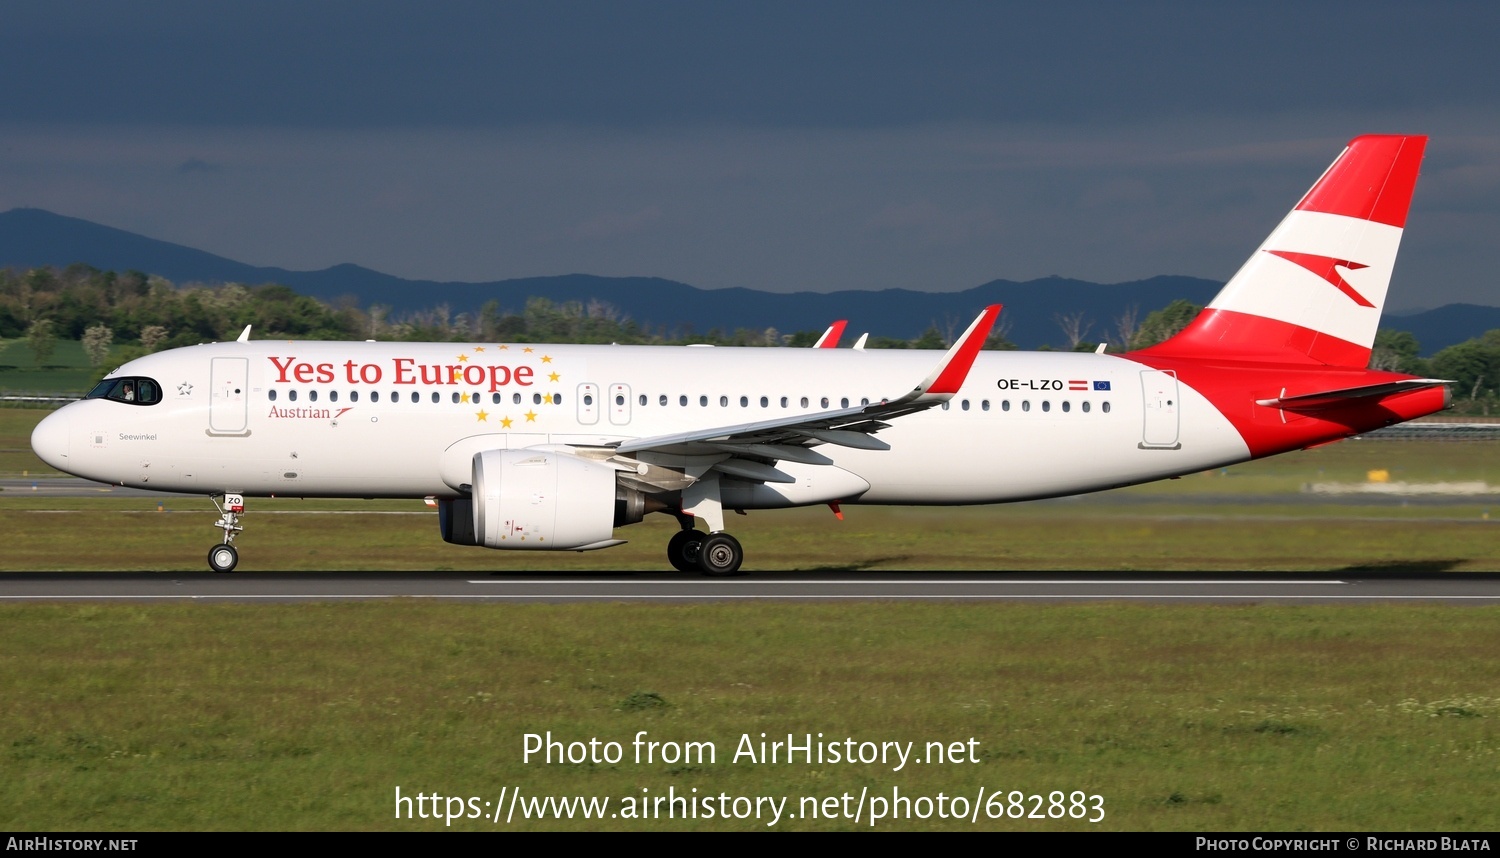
85, 377, 162, 405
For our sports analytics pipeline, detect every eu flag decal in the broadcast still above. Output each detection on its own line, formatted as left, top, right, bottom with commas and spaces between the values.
1093, 381, 1111, 391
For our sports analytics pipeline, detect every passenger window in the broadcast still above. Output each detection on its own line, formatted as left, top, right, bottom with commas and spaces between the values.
350, 391, 359, 402
961, 399, 970, 411
720, 395, 728, 407
1081, 401, 1090, 413
1102, 401, 1111, 413
452, 392, 461, 404
1041, 401, 1050, 412
1021, 400, 1029, 412
781, 397, 788, 408
412, 392, 420, 403
982, 400, 990, 411
309, 390, 318, 402
492, 393, 501, 404
700, 395, 708, 407
431, 392, 440, 403
330, 390, 339, 402
1062, 401, 1071, 412
821, 397, 829, 408
841, 397, 849, 408
800, 397, 809, 408
268, 389, 278, 402
740, 396, 748, 407
680, 395, 688, 407
371, 391, 380, 403
584, 394, 594, 405
760, 396, 768, 408
638, 394, 646, 406
289, 390, 298, 402
1002, 400, 1010, 411
513, 393, 521, 404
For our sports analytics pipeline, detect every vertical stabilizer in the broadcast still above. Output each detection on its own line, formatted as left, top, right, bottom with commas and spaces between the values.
1137, 135, 1426, 367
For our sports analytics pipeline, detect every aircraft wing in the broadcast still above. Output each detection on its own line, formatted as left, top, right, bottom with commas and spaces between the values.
612, 305, 1000, 461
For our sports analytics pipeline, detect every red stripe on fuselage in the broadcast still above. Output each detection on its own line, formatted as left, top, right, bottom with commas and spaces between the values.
1294, 135, 1426, 228
1127, 353, 1447, 458
1132, 308, 1372, 368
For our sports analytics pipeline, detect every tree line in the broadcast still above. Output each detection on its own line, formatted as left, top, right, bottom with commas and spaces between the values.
4, 264, 1499, 413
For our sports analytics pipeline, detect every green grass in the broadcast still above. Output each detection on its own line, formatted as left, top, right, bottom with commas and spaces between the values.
1, 602, 1497, 831
4, 503, 1500, 572
5, 411, 1500, 830
0, 338, 124, 393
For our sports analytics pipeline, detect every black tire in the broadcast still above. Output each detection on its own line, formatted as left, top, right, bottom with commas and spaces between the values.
666, 530, 705, 573
697, 533, 744, 576
208, 543, 239, 573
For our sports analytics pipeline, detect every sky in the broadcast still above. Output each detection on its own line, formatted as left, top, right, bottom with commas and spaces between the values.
2, 1, 1498, 311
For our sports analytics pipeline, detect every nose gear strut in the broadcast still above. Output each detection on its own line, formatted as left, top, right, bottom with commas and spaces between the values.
208, 492, 245, 573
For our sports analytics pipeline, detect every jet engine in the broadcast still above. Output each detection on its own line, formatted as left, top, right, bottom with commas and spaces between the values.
438, 449, 647, 550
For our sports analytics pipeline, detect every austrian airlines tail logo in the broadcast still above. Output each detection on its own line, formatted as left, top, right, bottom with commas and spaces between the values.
1264, 250, 1374, 307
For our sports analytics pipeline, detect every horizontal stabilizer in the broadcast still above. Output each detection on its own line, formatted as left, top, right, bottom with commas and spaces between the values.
1256, 379, 1449, 410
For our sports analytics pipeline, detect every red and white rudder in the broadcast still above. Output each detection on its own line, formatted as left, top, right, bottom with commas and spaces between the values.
1139, 135, 1427, 367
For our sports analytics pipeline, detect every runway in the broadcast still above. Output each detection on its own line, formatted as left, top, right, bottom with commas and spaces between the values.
3, 571, 1499, 603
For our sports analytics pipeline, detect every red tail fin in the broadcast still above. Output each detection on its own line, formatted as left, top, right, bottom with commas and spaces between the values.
1136, 135, 1426, 367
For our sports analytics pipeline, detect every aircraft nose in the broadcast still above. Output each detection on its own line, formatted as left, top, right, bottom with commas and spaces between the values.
30, 407, 71, 472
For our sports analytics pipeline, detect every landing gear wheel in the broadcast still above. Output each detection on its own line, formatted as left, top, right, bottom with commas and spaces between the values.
697, 533, 744, 577
667, 529, 705, 573
208, 543, 239, 573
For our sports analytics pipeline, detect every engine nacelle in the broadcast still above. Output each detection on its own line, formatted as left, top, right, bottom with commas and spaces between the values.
469, 449, 642, 550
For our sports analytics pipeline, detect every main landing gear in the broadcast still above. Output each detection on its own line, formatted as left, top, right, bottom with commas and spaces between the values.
207, 492, 245, 573
667, 470, 746, 575
667, 513, 745, 576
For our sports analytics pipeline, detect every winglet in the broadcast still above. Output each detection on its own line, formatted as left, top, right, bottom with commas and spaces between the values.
236, 325, 253, 343
814, 320, 848, 348
909, 305, 1001, 399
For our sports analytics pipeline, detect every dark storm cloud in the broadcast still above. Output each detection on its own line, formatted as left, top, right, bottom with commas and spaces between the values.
2, 3, 1497, 305
4, 1, 1498, 128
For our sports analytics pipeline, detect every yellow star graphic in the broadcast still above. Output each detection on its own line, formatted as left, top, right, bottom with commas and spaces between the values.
499, 344, 509, 350
473, 346, 485, 352
548, 371, 560, 382
540, 354, 553, 363
451, 368, 462, 382
524, 410, 538, 422
476, 409, 489, 422
457, 354, 469, 362
522, 347, 534, 353
500, 416, 513, 428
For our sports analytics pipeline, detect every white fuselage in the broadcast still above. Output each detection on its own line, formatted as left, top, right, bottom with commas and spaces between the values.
32, 340, 1251, 505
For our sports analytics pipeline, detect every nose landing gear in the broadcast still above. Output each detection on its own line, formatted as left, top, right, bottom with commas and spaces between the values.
208, 492, 245, 573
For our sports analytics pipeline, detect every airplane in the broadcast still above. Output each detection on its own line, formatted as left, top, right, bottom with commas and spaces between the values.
30, 134, 1449, 575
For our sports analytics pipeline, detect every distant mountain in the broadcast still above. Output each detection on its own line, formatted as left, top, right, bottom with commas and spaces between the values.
1385, 304, 1500, 354
1, 207, 1493, 353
